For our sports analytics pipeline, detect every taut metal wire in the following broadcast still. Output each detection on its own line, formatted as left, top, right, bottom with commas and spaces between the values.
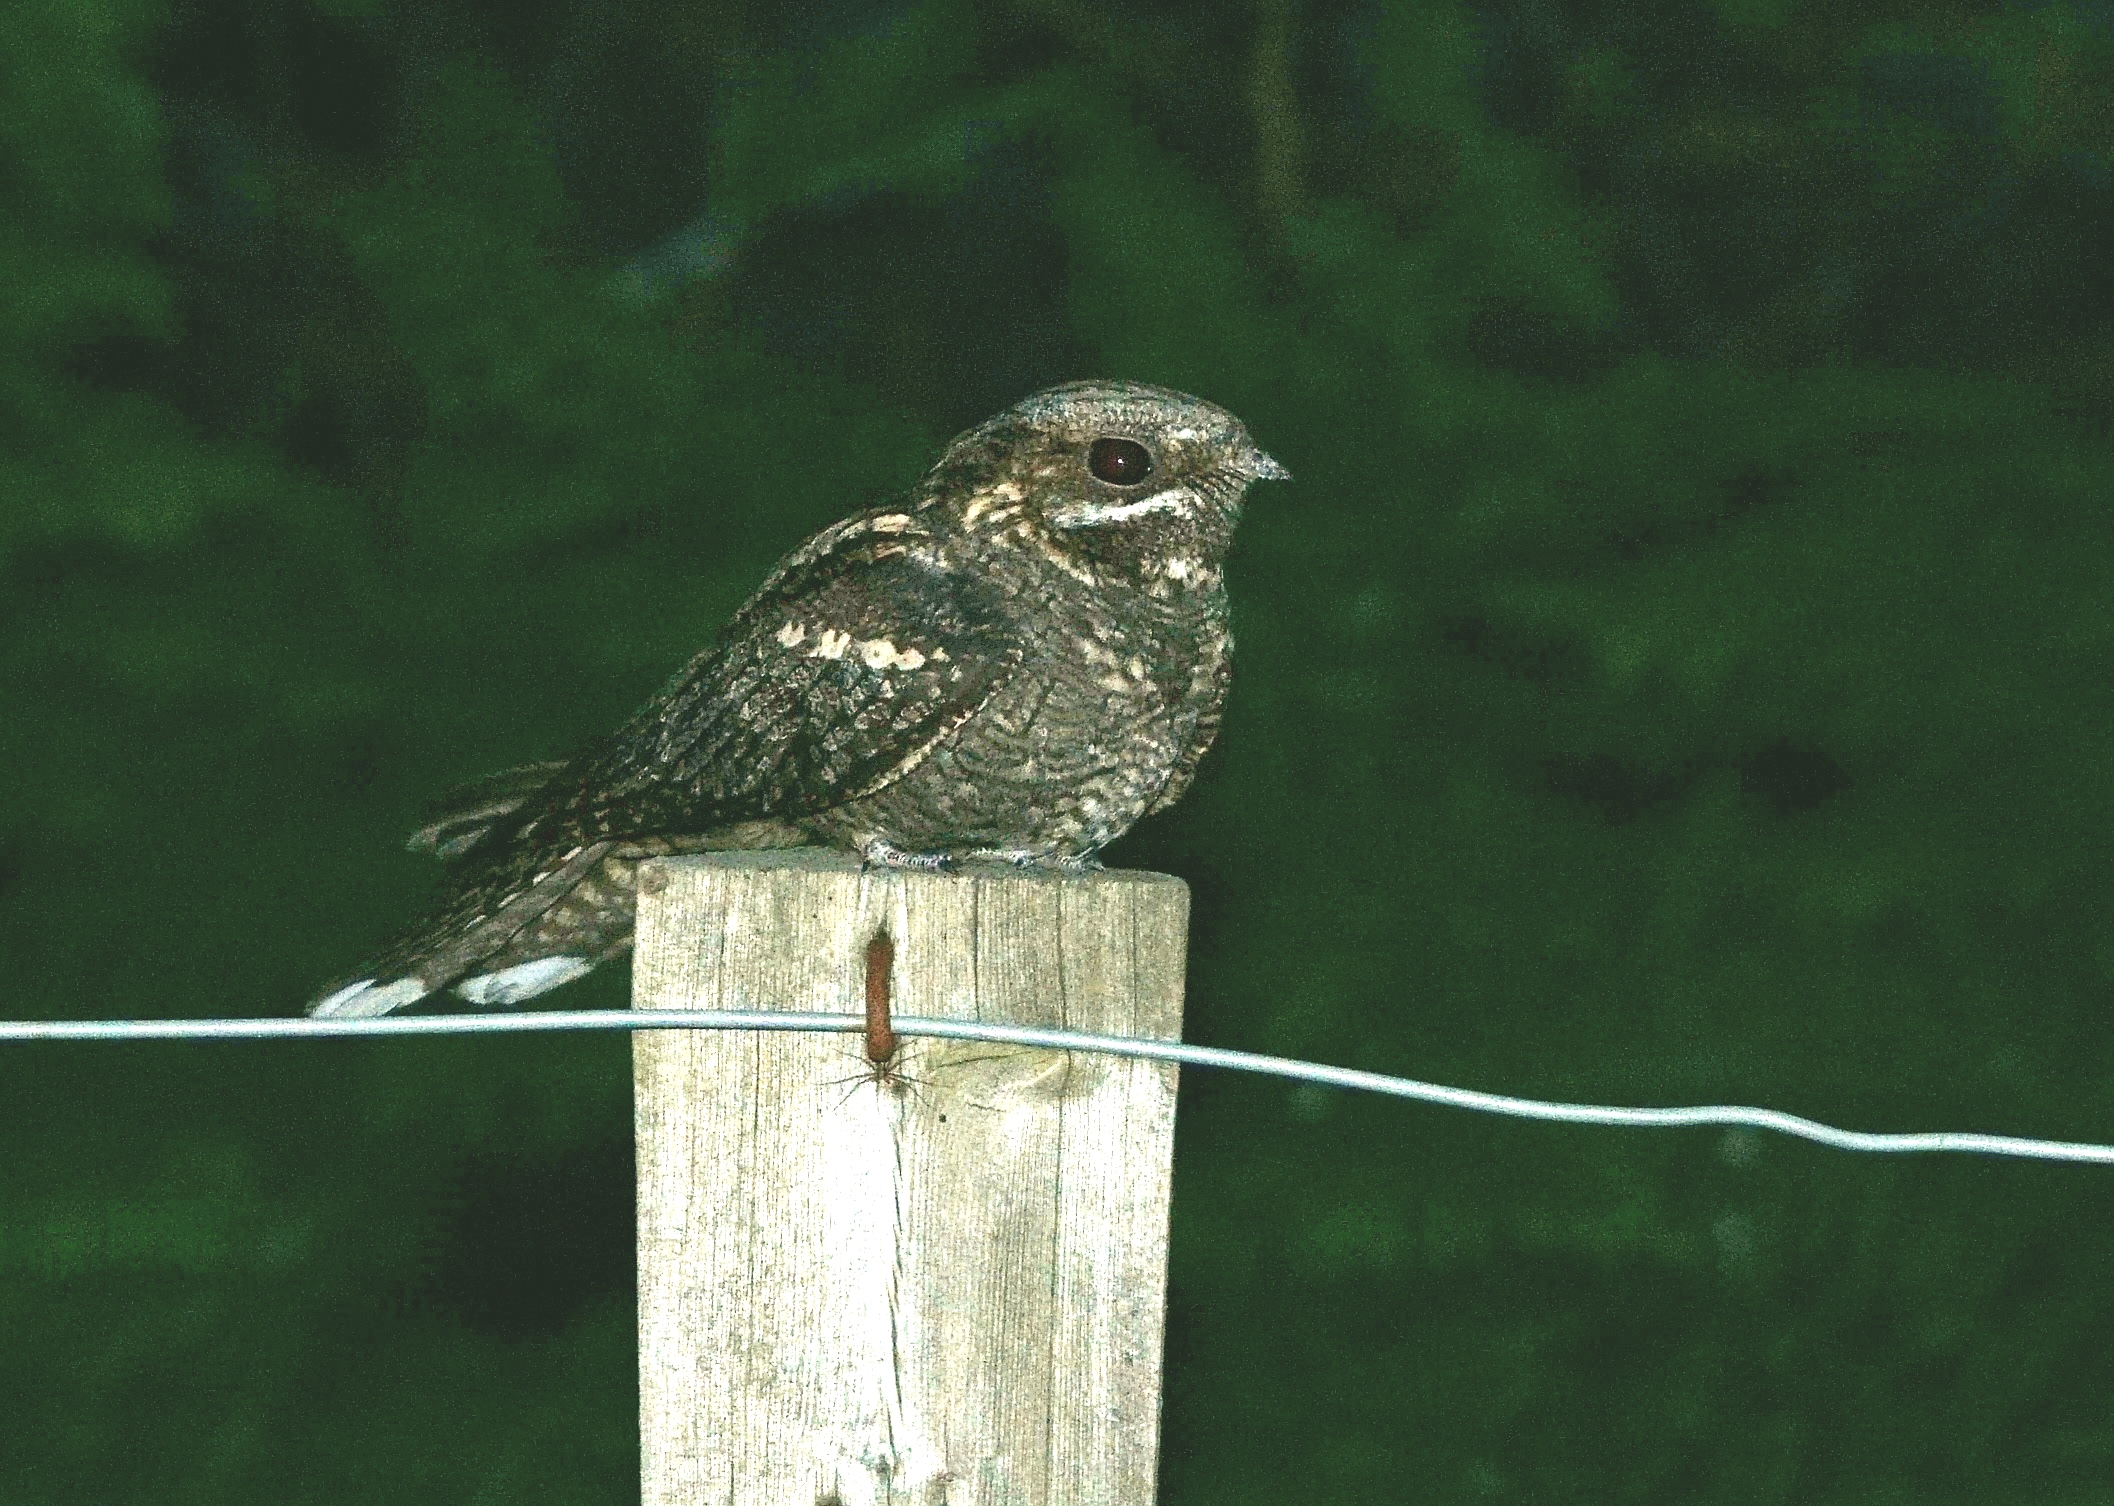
5, 1009, 2111, 1165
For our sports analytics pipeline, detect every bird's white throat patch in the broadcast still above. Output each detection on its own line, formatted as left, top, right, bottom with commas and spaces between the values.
1049, 487, 1197, 530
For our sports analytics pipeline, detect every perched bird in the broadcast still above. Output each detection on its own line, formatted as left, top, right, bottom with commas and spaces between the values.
309, 381, 1288, 1017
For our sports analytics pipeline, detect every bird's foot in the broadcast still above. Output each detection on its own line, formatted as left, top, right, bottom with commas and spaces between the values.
861, 838, 953, 873
970, 848, 1105, 873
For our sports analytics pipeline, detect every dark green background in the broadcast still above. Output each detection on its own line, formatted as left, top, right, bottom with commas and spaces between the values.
6, 0, 2113, 1499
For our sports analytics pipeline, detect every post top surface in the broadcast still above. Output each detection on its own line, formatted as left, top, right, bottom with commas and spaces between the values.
646, 849, 1186, 890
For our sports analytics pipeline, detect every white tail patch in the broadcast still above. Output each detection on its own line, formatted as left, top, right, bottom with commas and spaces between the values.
310, 976, 432, 1018
453, 955, 594, 1006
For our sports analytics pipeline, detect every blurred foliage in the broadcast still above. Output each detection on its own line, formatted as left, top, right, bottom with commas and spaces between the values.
5, 0, 2114, 1500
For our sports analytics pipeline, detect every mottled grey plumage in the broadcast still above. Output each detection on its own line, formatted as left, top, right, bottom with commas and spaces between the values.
309, 381, 1287, 1017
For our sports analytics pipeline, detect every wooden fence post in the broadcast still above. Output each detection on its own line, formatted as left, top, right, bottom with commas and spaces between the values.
633, 850, 1189, 1506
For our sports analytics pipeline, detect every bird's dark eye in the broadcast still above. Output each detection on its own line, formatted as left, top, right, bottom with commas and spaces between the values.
1088, 437, 1153, 486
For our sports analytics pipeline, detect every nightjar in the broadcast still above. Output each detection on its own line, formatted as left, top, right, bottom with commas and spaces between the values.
309, 381, 1288, 1016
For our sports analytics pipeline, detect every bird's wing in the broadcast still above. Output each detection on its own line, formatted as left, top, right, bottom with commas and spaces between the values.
310, 510, 1018, 1013
522, 507, 1022, 845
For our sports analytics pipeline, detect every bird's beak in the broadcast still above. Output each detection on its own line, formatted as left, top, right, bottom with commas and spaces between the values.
1244, 447, 1291, 482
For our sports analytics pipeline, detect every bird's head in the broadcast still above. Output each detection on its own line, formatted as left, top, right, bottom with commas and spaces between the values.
921, 381, 1289, 588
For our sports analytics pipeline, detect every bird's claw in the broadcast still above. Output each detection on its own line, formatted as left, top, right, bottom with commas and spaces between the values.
860, 840, 1103, 874
972, 848, 1105, 873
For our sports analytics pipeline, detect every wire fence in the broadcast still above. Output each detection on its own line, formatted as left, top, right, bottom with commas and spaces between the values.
7, 1009, 2112, 1164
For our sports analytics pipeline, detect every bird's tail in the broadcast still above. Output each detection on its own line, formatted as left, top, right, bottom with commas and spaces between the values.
307, 841, 620, 1017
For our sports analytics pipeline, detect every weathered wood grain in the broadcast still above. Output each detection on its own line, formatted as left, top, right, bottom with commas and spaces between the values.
634, 850, 1187, 1506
